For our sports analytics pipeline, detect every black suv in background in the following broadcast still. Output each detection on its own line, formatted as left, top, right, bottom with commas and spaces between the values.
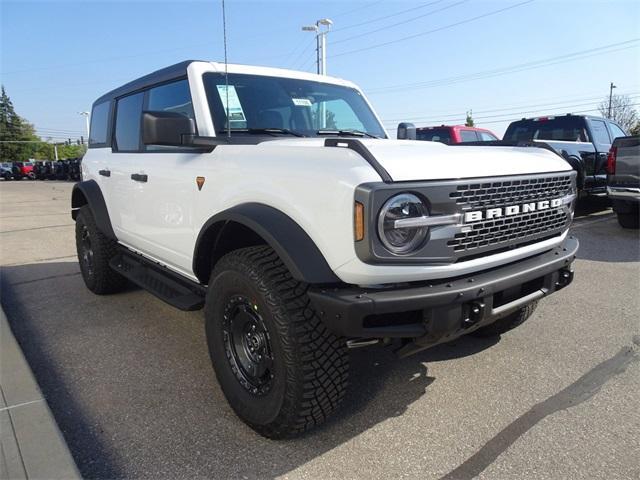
503, 115, 627, 194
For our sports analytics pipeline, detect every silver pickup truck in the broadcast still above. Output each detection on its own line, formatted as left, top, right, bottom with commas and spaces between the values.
607, 135, 640, 229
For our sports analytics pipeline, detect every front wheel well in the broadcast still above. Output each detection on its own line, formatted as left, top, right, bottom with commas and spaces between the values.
194, 221, 267, 284
71, 186, 89, 220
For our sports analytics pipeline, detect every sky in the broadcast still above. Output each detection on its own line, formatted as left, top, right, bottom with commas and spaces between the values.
1, 0, 639, 142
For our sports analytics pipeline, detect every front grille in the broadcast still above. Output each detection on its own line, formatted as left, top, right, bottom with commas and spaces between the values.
446, 172, 574, 255
448, 209, 567, 252
450, 175, 573, 209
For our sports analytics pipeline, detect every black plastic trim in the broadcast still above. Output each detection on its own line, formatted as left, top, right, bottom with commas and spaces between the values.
308, 236, 579, 343
324, 138, 392, 183
110, 249, 206, 311
193, 203, 340, 284
71, 180, 116, 240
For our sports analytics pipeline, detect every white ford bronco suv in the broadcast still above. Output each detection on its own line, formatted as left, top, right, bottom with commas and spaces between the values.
73, 60, 578, 438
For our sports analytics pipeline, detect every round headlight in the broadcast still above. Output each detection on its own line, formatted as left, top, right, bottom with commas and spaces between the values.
377, 193, 428, 254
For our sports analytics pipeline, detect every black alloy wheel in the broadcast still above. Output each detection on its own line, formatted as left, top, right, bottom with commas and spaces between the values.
223, 295, 275, 396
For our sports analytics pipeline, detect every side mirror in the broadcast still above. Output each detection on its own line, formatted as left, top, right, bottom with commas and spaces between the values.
397, 122, 416, 140
142, 111, 196, 146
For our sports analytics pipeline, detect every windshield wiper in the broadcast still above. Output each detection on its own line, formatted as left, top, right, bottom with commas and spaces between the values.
220, 128, 306, 137
316, 129, 380, 139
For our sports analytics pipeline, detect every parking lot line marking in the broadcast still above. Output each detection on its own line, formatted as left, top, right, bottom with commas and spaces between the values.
0, 399, 44, 413
8, 272, 80, 287
0, 213, 68, 219
0, 224, 74, 234
1, 255, 77, 267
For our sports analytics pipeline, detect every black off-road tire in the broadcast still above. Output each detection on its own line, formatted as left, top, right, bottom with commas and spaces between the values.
617, 212, 639, 229
205, 246, 349, 439
471, 301, 538, 338
75, 205, 128, 294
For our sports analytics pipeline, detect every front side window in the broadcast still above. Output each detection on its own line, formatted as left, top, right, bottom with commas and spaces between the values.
459, 130, 479, 142
89, 101, 110, 147
479, 131, 498, 141
147, 79, 196, 151
114, 92, 144, 152
148, 79, 195, 119
203, 73, 386, 138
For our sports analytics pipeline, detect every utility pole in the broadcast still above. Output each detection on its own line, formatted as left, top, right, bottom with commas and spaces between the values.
608, 82, 617, 118
53, 143, 59, 161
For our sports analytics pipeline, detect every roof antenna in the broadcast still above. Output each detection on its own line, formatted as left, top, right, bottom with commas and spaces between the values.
221, 0, 231, 140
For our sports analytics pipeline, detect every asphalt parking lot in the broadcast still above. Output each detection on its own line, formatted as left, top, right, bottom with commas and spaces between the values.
1, 181, 639, 480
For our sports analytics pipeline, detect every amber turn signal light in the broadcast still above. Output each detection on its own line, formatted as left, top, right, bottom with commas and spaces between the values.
354, 202, 365, 241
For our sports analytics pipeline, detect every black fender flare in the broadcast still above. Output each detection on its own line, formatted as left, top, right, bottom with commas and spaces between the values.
193, 203, 340, 284
71, 180, 116, 239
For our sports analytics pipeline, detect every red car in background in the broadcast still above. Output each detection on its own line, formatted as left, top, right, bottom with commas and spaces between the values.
12, 161, 35, 179
415, 125, 499, 144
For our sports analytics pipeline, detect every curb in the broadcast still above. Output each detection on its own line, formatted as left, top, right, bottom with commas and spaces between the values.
0, 307, 81, 479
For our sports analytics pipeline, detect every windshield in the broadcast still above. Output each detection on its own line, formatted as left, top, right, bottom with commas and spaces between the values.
504, 117, 589, 142
203, 73, 386, 138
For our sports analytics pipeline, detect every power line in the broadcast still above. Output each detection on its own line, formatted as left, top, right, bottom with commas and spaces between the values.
381, 103, 640, 127
332, 0, 468, 45
330, 0, 536, 58
381, 91, 640, 123
367, 39, 640, 94
472, 103, 640, 126
331, 0, 445, 34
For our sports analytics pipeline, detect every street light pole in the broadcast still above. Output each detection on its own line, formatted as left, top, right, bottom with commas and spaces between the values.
302, 18, 333, 75
608, 82, 617, 118
79, 111, 90, 142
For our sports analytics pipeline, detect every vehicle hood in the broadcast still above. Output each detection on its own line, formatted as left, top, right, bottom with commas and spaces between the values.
261, 138, 572, 181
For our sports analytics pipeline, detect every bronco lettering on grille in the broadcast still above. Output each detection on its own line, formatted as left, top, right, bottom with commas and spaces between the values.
464, 198, 563, 223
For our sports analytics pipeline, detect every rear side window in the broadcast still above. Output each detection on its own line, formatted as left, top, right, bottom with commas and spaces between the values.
504, 117, 589, 142
608, 122, 627, 140
89, 101, 110, 147
416, 128, 452, 144
114, 92, 144, 152
590, 119, 611, 145
459, 130, 479, 142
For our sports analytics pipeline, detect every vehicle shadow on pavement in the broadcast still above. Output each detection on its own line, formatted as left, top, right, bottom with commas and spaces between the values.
1, 261, 499, 479
574, 195, 611, 219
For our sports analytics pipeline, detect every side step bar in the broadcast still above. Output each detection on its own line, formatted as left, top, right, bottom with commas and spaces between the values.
110, 250, 206, 311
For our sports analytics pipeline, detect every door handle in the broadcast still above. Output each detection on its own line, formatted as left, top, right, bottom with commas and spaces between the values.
131, 173, 148, 182
98, 169, 111, 177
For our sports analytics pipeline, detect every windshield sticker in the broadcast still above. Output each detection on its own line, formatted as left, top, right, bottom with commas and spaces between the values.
292, 98, 312, 107
216, 85, 246, 123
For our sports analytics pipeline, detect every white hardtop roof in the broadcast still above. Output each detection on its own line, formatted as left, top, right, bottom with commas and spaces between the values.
197, 61, 359, 89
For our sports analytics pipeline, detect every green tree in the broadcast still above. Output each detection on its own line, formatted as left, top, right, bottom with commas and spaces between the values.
465, 110, 474, 127
0, 86, 42, 161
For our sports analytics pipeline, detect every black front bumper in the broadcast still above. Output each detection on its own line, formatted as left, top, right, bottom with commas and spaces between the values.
309, 236, 578, 356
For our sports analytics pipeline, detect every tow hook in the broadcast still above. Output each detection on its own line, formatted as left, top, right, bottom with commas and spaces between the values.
556, 268, 574, 290
463, 301, 485, 328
